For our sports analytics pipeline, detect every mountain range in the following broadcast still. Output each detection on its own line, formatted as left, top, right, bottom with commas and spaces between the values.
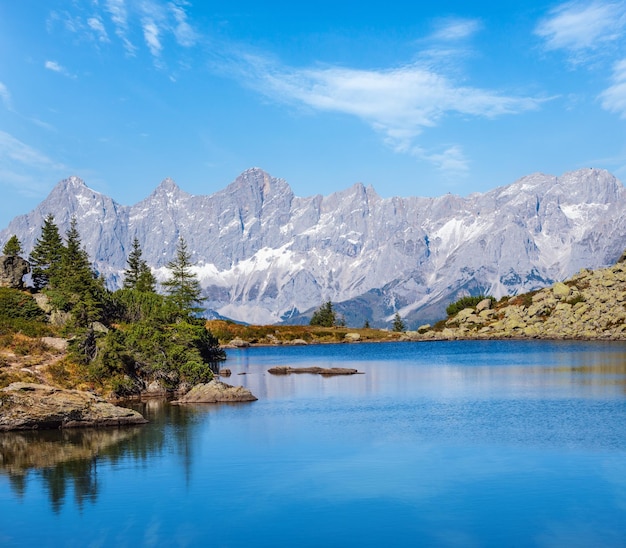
1, 167, 625, 328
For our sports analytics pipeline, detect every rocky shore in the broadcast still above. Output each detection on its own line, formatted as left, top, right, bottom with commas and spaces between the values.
0, 383, 147, 431
415, 261, 626, 341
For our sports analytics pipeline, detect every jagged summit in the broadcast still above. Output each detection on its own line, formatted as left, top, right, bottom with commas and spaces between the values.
1, 167, 625, 327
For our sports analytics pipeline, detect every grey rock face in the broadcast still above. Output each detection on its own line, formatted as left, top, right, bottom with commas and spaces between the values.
0, 255, 30, 289
1, 167, 625, 328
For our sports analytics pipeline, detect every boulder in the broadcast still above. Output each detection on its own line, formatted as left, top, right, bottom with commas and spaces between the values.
552, 282, 571, 299
171, 380, 257, 404
344, 333, 361, 342
0, 383, 147, 431
228, 338, 250, 348
0, 255, 30, 289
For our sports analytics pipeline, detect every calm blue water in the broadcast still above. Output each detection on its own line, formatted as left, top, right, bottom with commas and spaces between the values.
2, 340, 626, 547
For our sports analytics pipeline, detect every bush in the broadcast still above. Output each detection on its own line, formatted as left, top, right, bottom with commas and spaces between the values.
446, 295, 495, 317
0, 288, 47, 321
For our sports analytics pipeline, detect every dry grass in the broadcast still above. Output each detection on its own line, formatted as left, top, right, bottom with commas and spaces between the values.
205, 320, 403, 345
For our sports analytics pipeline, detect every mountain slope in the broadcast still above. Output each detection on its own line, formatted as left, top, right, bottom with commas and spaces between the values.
2, 167, 625, 327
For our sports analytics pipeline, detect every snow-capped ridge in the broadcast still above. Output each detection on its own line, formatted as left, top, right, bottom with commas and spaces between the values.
2, 167, 625, 328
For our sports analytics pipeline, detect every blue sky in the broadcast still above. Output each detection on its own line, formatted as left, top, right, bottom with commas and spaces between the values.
1, 1, 626, 229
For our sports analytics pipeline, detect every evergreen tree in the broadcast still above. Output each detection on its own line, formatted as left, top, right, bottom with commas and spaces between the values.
53, 217, 104, 326
123, 237, 156, 292
162, 237, 204, 317
29, 214, 64, 290
310, 300, 336, 327
392, 312, 406, 332
2, 235, 22, 256
363, 319, 370, 329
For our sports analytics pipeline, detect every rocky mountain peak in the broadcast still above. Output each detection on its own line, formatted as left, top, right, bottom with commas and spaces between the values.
1, 167, 625, 328
224, 167, 292, 205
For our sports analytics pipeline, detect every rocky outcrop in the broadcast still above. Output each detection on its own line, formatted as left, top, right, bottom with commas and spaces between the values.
268, 366, 362, 375
0, 383, 147, 431
171, 380, 257, 404
417, 261, 626, 340
0, 255, 30, 289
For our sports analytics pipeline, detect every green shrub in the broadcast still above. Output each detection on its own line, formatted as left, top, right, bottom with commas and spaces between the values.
446, 295, 495, 317
0, 288, 47, 321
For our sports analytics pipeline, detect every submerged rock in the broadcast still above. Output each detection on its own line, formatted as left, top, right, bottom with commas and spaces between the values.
268, 366, 362, 376
0, 383, 147, 431
171, 380, 257, 404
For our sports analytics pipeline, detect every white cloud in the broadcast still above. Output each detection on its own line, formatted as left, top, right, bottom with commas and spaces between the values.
142, 19, 162, 57
599, 58, 626, 117
44, 60, 63, 73
105, 0, 135, 54
44, 60, 75, 78
237, 55, 542, 168
411, 145, 470, 176
0, 131, 67, 196
430, 18, 482, 42
87, 16, 110, 42
536, 1, 626, 57
0, 82, 13, 111
170, 2, 197, 47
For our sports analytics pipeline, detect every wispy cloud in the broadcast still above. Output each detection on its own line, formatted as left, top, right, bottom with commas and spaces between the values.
105, 0, 136, 54
430, 18, 483, 42
535, 1, 626, 60
142, 18, 162, 58
0, 82, 13, 111
0, 131, 67, 196
599, 58, 626, 117
87, 16, 110, 43
411, 145, 470, 176
48, 0, 198, 65
536, 2, 626, 119
44, 60, 75, 78
170, 2, 198, 47
232, 54, 542, 174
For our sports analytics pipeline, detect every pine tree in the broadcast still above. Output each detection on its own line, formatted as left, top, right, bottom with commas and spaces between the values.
29, 214, 64, 290
392, 312, 406, 332
57, 217, 94, 294
2, 235, 22, 256
162, 237, 204, 317
55, 217, 104, 326
310, 300, 336, 327
123, 237, 156, 292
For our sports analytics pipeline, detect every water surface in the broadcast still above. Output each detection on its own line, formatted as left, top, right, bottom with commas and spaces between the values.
2, 340, 626, 547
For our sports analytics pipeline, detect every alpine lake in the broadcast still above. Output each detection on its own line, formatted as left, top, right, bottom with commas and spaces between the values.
2, 340, 626, 547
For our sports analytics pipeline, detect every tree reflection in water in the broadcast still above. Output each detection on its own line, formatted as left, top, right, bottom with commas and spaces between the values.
0, 399, 201, 512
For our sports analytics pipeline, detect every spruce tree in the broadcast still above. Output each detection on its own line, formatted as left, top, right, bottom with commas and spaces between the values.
2, 235, 22, 256
29, 214, 64, 290
56, 217, 104, 326
162, 237, 204, 317
310, 300, 336, 327
392, 312, 406, 332
123, 237, 156, 292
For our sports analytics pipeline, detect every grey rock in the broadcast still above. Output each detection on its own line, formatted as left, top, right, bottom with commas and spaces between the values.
0, 255, 30, 289
0, 383, 147, 431
171, 380, 257, 403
